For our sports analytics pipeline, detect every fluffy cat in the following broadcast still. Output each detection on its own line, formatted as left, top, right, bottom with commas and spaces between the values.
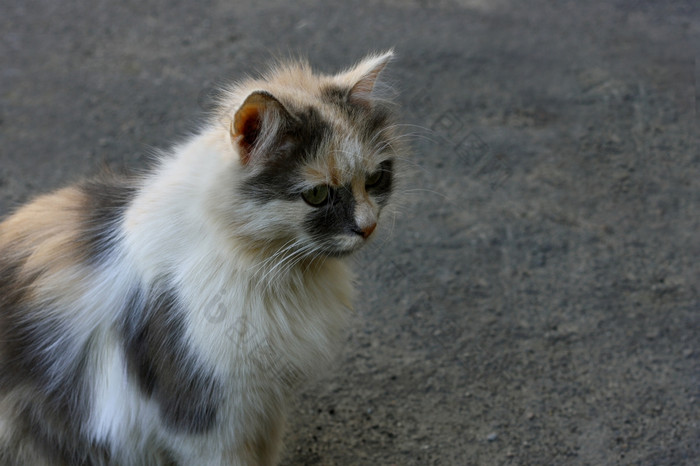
0, 50, 402, 465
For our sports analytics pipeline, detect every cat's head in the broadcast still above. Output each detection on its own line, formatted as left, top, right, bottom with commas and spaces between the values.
218, 51, 403, 258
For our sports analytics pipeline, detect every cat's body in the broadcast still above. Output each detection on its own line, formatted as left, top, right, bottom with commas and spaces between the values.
0, 51, 400, 465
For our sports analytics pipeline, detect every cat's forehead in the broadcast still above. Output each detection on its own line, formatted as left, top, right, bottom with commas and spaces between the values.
300, 132, 384, 187
261, 90, 392, 186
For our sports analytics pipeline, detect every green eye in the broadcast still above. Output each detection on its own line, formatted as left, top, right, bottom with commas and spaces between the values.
366, 168, 383, 187
302, 185, 330, 206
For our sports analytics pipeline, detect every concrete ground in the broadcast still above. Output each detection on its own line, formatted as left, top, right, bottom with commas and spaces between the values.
1, 0, 698, 464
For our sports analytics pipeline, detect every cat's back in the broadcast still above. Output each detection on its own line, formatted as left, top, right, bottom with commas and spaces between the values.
0, 174, 137, 264
0, 186, 86, 259
0, 175, 137, 321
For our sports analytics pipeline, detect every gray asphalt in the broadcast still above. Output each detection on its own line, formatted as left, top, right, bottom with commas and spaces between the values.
1, 0, 698, 464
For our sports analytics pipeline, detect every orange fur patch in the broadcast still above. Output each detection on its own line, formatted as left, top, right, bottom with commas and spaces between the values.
303, 166, 328, 185
327, 151, 341, 186
0, 187, 90, 308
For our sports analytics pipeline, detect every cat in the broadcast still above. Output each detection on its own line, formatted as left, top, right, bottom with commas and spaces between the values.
0, 50, 402, 465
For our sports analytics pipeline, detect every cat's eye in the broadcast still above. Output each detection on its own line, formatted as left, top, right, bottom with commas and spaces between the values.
366, 168, 384, 187
302, 185, 330, 206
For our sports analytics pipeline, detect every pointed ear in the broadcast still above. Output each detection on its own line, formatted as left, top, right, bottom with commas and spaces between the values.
340, 50, 394, 108
231, 91, 291, 165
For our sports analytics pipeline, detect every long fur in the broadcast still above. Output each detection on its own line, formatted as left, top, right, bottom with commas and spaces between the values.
0, 51, 401, 465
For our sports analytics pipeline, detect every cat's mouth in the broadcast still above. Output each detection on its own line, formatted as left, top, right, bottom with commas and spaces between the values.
315, 234, 366, 257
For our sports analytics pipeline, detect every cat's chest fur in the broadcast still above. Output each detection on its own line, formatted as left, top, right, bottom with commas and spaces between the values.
180, 252, 355, 385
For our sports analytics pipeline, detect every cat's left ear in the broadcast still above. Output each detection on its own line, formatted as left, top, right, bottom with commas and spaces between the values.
231, 91, 292, 165
337, 50, 394, 108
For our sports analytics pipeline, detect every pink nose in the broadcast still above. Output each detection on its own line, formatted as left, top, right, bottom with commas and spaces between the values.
359, 223, 376, 239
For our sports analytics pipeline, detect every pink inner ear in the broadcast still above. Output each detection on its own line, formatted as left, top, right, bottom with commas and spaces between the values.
233, 103, 262, 165
348, 53, 393, 107
231, 91, 292, 165
349, 72, 381, 107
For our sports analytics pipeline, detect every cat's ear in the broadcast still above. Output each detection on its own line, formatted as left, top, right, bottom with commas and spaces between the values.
231, 91, 292, 165
338, 50, 394, 108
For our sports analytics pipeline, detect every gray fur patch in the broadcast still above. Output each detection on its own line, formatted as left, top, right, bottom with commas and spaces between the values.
122, 283, 223, 434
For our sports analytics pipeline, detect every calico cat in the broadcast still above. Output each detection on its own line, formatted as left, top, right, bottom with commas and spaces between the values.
0, 51, 402, 465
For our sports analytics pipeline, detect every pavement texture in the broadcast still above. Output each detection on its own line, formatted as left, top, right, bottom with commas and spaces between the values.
1, 0, 699, 464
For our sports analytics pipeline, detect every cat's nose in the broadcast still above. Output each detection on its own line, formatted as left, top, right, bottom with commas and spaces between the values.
354, 222, 377, 239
